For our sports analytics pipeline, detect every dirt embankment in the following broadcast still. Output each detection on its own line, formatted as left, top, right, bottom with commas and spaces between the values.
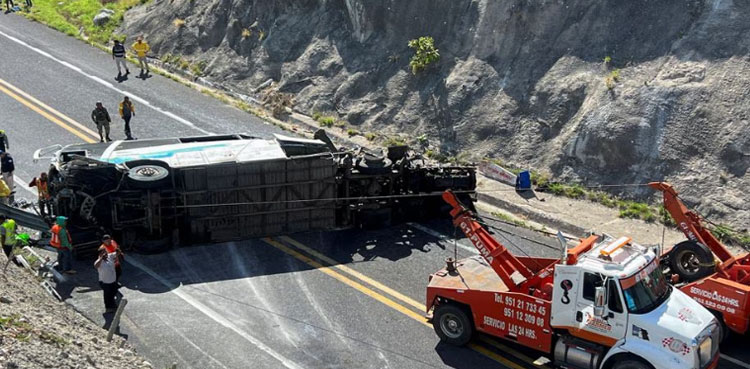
0, 263, 151, 369
120, 0, 749, 228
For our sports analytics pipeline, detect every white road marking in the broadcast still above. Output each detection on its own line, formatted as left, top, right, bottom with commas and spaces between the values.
125, 257, 304, 369
0, 79, 100, 137
0, 29, 213, 135
721, 354, 750, 369
406, 222, 477, 254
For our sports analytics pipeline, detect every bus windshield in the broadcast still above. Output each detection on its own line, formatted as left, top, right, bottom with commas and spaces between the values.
619, 259, 670, 314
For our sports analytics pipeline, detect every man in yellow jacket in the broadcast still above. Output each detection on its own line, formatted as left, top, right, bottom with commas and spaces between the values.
131, 36, 150, 76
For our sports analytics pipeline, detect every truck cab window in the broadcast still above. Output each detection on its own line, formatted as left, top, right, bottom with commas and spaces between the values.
607, 279, 623, 313
582, 272, 603, 301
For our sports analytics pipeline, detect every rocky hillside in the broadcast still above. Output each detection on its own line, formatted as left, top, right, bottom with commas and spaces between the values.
0, 263, 152, 369
120, 0, 749, 228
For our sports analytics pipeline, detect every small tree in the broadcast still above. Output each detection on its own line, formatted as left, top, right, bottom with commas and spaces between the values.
408, 36, 440, 74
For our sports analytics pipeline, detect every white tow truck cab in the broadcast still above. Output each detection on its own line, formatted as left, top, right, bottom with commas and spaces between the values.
551, 235, 721, 369
427, 191, 721, 369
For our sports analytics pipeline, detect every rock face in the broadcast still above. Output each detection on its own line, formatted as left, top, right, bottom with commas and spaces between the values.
121, 0, 750, 227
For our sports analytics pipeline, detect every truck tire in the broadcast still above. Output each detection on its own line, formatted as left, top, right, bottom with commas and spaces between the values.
709, 310, 731, 343
124, 160, 171, 189
668, 240, 715, 282
612, 359, 653, 369
433, 304, 473, 346
356, 155, 393, 175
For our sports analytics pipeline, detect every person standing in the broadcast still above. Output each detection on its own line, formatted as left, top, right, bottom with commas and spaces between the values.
91, 101, 112, 142
0, 130, 9, 153
0, 178, 10, 205
131, 36, 150, 76
119, 96, 135, 140
1, 152, 14, 204
50, 216, 75, 274
4, 0, 14, 13
29, 173, 52, 217
94, 247, 118, 312
112, 39, 129, 79
0, 215, 17, 258
99, 234, 123, 282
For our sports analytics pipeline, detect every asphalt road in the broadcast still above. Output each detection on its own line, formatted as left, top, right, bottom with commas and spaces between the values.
1, 13, 747, 369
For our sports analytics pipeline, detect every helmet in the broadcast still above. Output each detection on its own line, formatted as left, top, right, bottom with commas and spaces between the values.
0, 130, 5, 134
6, 219, 15, 227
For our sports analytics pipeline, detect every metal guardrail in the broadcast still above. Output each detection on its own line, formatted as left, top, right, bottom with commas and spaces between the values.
0, 203, 49, 231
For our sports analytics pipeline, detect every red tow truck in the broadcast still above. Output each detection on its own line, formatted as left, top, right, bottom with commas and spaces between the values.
426, 191, 720, 369
651, 182, 750, 337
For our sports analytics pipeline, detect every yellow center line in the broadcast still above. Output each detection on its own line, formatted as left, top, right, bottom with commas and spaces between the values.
279, 235, 424, 311
0, 83, 97, 144
263, 238, 429, 324
265, 237, 528, 369
0, 78, 100, 138
280, 236, 548, 368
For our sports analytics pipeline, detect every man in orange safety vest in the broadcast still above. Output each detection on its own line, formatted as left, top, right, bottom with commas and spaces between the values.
50, 216, 74, 274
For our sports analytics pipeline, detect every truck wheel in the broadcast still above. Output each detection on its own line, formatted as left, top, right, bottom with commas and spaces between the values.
124, 160, 171, 189
612, 359, 652, 369
356, 155, 393, 175
709, 310, 731, 343
669, 240, 714, 282
433, 304, 473, 346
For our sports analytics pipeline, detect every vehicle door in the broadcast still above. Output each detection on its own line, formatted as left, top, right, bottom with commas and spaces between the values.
574, 272, 628, 345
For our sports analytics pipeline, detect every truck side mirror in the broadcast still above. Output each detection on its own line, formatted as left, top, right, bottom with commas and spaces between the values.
594, 286, 607, 317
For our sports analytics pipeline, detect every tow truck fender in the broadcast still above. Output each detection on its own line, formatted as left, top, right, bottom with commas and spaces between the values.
601, 339, 685, 369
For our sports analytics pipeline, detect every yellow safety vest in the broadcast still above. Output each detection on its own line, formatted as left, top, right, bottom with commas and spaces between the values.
2, 220, 16, 246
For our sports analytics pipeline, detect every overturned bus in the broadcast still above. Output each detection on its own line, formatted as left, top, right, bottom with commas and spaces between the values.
33, 131, 476, 257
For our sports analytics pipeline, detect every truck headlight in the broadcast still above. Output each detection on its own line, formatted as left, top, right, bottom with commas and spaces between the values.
698, 337, 712, 366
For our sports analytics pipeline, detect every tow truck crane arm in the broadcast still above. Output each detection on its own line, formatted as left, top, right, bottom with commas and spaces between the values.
442, 190, 554, 299
649, 182, 733, 262
650, 181, 750, 284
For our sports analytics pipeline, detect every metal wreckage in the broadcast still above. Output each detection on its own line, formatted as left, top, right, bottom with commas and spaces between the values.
29, 130, 476, 257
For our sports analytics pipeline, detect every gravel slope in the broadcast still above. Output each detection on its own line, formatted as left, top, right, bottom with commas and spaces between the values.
0, 260, 152, 369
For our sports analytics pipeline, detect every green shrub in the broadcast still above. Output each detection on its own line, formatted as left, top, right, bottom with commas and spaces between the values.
408, 36, 440, 74
311, 111, 322, 121
365, 132, 377, 141
23, 0, 146, 45
605, 68, 621, 90
563, 184, 586, 199
334, 120, 347, 128
190, 61, 207, 76
384, 137, 406, 147
711, 224, 734, 244
618, 202, 656, 222
425, 149, 448, 163
346, 128, 359, 137
317, 116, 335, 127
603, 56, 612, 64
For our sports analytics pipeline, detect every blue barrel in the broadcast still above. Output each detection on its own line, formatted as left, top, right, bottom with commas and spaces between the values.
516, 171, 532, 190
